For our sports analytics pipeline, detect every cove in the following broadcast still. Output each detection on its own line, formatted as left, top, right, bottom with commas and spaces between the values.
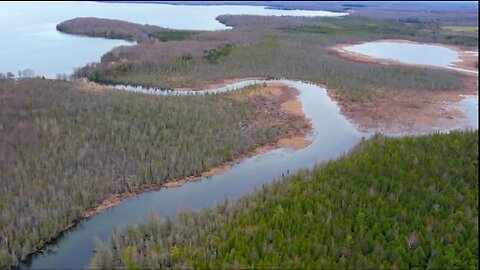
0, 2, 347, 78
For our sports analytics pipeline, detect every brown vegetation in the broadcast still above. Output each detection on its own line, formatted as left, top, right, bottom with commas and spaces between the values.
64, 14, 477, 137
332, 88, 474, 134
91, 130, 479, 269
5, 6, 477, 267
71, 14, 471, 103
329, 40, 478, 134
74, 81, 312, 209
0, 78, 308, 267
331, 39, 478, 75
57, 17, 172, 42
151, 1, 478, 26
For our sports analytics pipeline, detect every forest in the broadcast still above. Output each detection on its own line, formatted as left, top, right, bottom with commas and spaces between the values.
65, 14, 475, 102
57, 17, 197, 43
3, 2, 477, 268
91, 130, 479, 269
136, 1, 478, 25
0, 78, 293, 267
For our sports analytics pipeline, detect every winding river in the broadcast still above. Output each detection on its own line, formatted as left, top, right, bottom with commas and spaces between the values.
5, 2, 477, 269
20, 78, 479, 268
21, 79, 369, 268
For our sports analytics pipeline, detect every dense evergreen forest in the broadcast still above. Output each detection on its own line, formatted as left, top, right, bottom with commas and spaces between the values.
67, 15, 474, 102
0, 78, 290, 267
91, 131, 479, 269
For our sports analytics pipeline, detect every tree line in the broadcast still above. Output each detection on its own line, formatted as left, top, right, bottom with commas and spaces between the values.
0, 78, 291, 267
71, 15, 469, 102
91, 130, 478, 269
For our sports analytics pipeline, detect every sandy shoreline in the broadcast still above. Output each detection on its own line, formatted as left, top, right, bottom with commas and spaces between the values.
331, 39, 478, 75
330, 87, 477, 135
329, 39, 478, 134
327, 75, 477, 135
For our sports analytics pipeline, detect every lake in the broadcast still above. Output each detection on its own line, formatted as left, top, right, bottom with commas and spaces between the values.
4, 2, 477, 268
342, 41, 460, 68
0, 1, 347, 78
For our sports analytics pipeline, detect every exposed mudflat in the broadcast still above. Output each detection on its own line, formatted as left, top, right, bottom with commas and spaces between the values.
329, 39, 478, 134
331, 39, 478, 75
329, 75, 478, 134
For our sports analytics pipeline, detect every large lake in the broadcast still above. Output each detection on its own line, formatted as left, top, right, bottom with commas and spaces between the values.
0, 2, 347, 78
3, 2, 477, 268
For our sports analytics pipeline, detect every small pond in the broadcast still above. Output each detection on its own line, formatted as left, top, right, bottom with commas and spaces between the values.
342, 41, 460, 68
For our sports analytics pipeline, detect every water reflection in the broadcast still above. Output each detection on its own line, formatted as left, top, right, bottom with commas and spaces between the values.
21, 79, 367, 269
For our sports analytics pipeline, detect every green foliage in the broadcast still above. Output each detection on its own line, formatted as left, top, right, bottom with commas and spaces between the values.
279, 25, 358, 35
0, 78, 288, 268
149, 31, 195, 42
443, 35, 478, 46
280, 17, 478, 46
82, 35, 463, 102
91, 131, 479, 269
278, 17, 426, 41
204, 44, 236, 63
103, 30, 134, 41
442, 26, 478, 33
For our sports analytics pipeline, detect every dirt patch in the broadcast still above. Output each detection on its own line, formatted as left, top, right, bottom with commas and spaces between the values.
234, 81, 312, 149
329, 39, 478, 134
455, 51, 478, 72
277, 136, 311, 149
281, 99, 303, 116
80, 81, 110, 92
331, 39, 478, 75
163, 179, 187, 188
329, 75, 478, 134
82, 196, 120, 218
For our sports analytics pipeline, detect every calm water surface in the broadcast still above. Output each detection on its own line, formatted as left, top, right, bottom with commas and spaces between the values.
20, 79, 368, 269
460, 95, 479, 129
0, 1, 346, 78
6, 3, 477, 269
20, 79, 479, 269
343, 41, 460, 68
